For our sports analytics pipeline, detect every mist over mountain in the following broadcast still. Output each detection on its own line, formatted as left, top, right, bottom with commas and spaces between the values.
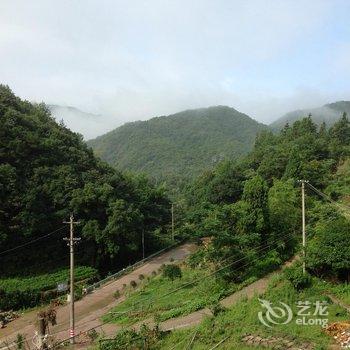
88, 106, 266, 188
270, 101, 350, 130
48, 105, 112, 140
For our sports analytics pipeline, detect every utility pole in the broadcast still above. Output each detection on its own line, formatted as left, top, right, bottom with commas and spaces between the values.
63, 214, 80, 344
298, 180, 307, 274
171, 203, 175, 242
38, 317, 48, 350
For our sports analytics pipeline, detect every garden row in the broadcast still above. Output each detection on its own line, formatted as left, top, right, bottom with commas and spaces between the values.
0, 266, 98, 311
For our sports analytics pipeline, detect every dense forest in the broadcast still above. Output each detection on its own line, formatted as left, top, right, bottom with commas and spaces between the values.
0, 85, 171, 277
88, 106, 266, 193
1, 84, 350, 316
179, 113, 350, 282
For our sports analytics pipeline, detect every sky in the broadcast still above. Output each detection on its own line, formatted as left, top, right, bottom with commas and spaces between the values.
1, 0, 350, 138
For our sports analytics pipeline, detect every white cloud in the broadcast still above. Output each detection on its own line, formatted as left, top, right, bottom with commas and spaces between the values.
0, 0, 349, 135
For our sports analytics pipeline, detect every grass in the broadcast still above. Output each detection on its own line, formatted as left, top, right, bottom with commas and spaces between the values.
154, 273, 349, 349
103, 265, 241, 326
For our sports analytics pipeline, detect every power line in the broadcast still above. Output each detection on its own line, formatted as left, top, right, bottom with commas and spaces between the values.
305, 182, 350, 216
0, 226, 66, 256
52, 234, 297, 349
52, 232, 298, 339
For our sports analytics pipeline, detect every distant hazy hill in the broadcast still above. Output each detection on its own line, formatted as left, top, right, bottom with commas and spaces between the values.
48, 105, 110, 140
88, 106, 266, 185
270, 101, 350, 130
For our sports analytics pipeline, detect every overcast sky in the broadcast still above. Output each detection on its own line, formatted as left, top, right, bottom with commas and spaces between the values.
1, 0, 350, 135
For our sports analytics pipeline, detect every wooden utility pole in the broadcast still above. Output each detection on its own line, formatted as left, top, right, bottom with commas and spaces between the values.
171, 203, 175, 242
37, 317, 47, 350
64, 214, 80, 344
298, 180, 307, 274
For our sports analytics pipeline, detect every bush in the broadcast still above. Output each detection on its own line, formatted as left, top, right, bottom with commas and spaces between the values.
187, 248, 207, 268
151, 271, 157, 276
15, 334, 25, 350
87, 329, 99, 341
130, 280, 137, 288
209, 301, 226, 316
114, 290, 121, 299
284, 264, 311, 290
162, 265, 182, 281
138, 274, 145, 280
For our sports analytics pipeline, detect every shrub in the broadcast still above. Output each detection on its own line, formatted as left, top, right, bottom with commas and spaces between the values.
114, 290, 121, 299
162, 265, 182, 281
284, 264, 311, 290
15, 334, 25, 350
138, 274, 145, 280
130, 280, 137, 288
87, 329, 99, 341
187, 249, 207, 268
151, 271, 157, 276
209, 302, 226, 316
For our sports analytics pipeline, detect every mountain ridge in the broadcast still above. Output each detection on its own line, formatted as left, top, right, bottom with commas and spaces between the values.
88, 105, 266, 187
270, 100, 350, 130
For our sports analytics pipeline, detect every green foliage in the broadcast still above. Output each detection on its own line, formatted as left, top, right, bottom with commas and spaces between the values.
183, 112, 350, 281
99, 324, 163, 350
156, 274, 348, 350
15, 334, 25, 350
104, 266, 231, 326
162, 264, 182, 281
307, 217, 350, 280
0, 266, 97, 310
88, 106, 266, 194
0, 85, 171, 277
284, 264, 312, 290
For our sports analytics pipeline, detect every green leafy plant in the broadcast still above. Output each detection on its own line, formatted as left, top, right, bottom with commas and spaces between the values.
162, 264, 182, 281
284, 264, 312, 290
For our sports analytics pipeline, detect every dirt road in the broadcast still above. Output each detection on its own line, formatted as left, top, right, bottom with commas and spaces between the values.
0, 243, 196, 347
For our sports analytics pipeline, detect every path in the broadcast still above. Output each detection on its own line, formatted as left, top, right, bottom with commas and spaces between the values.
88, 257, 295, 338
0, 243, 196, 347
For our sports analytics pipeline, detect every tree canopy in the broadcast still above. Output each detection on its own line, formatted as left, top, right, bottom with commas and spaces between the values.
0, 85, 171, 276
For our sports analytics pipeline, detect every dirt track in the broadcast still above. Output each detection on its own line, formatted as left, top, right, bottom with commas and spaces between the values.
0, 243, 196, 347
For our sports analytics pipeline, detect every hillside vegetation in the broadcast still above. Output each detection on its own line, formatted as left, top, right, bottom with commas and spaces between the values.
0, 85, 171, 281
88, 106, 266, 191
270, 100, 350, 130
98, 114, 350, 349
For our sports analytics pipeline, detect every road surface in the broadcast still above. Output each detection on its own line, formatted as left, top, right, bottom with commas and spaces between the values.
0, 243, 196, 347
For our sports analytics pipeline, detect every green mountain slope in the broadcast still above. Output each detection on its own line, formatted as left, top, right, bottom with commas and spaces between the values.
0, 85, 170, 276
270, 101, 350, 130
88, 106, 266, 185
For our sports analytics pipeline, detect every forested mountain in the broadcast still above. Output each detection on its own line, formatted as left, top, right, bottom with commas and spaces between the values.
88, 106, 266, 191
0, 85, 171, 276
270, 101, 350, 130
48, 104, 110, 140
100, 113, 350, 350
182, 113, 350, 282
